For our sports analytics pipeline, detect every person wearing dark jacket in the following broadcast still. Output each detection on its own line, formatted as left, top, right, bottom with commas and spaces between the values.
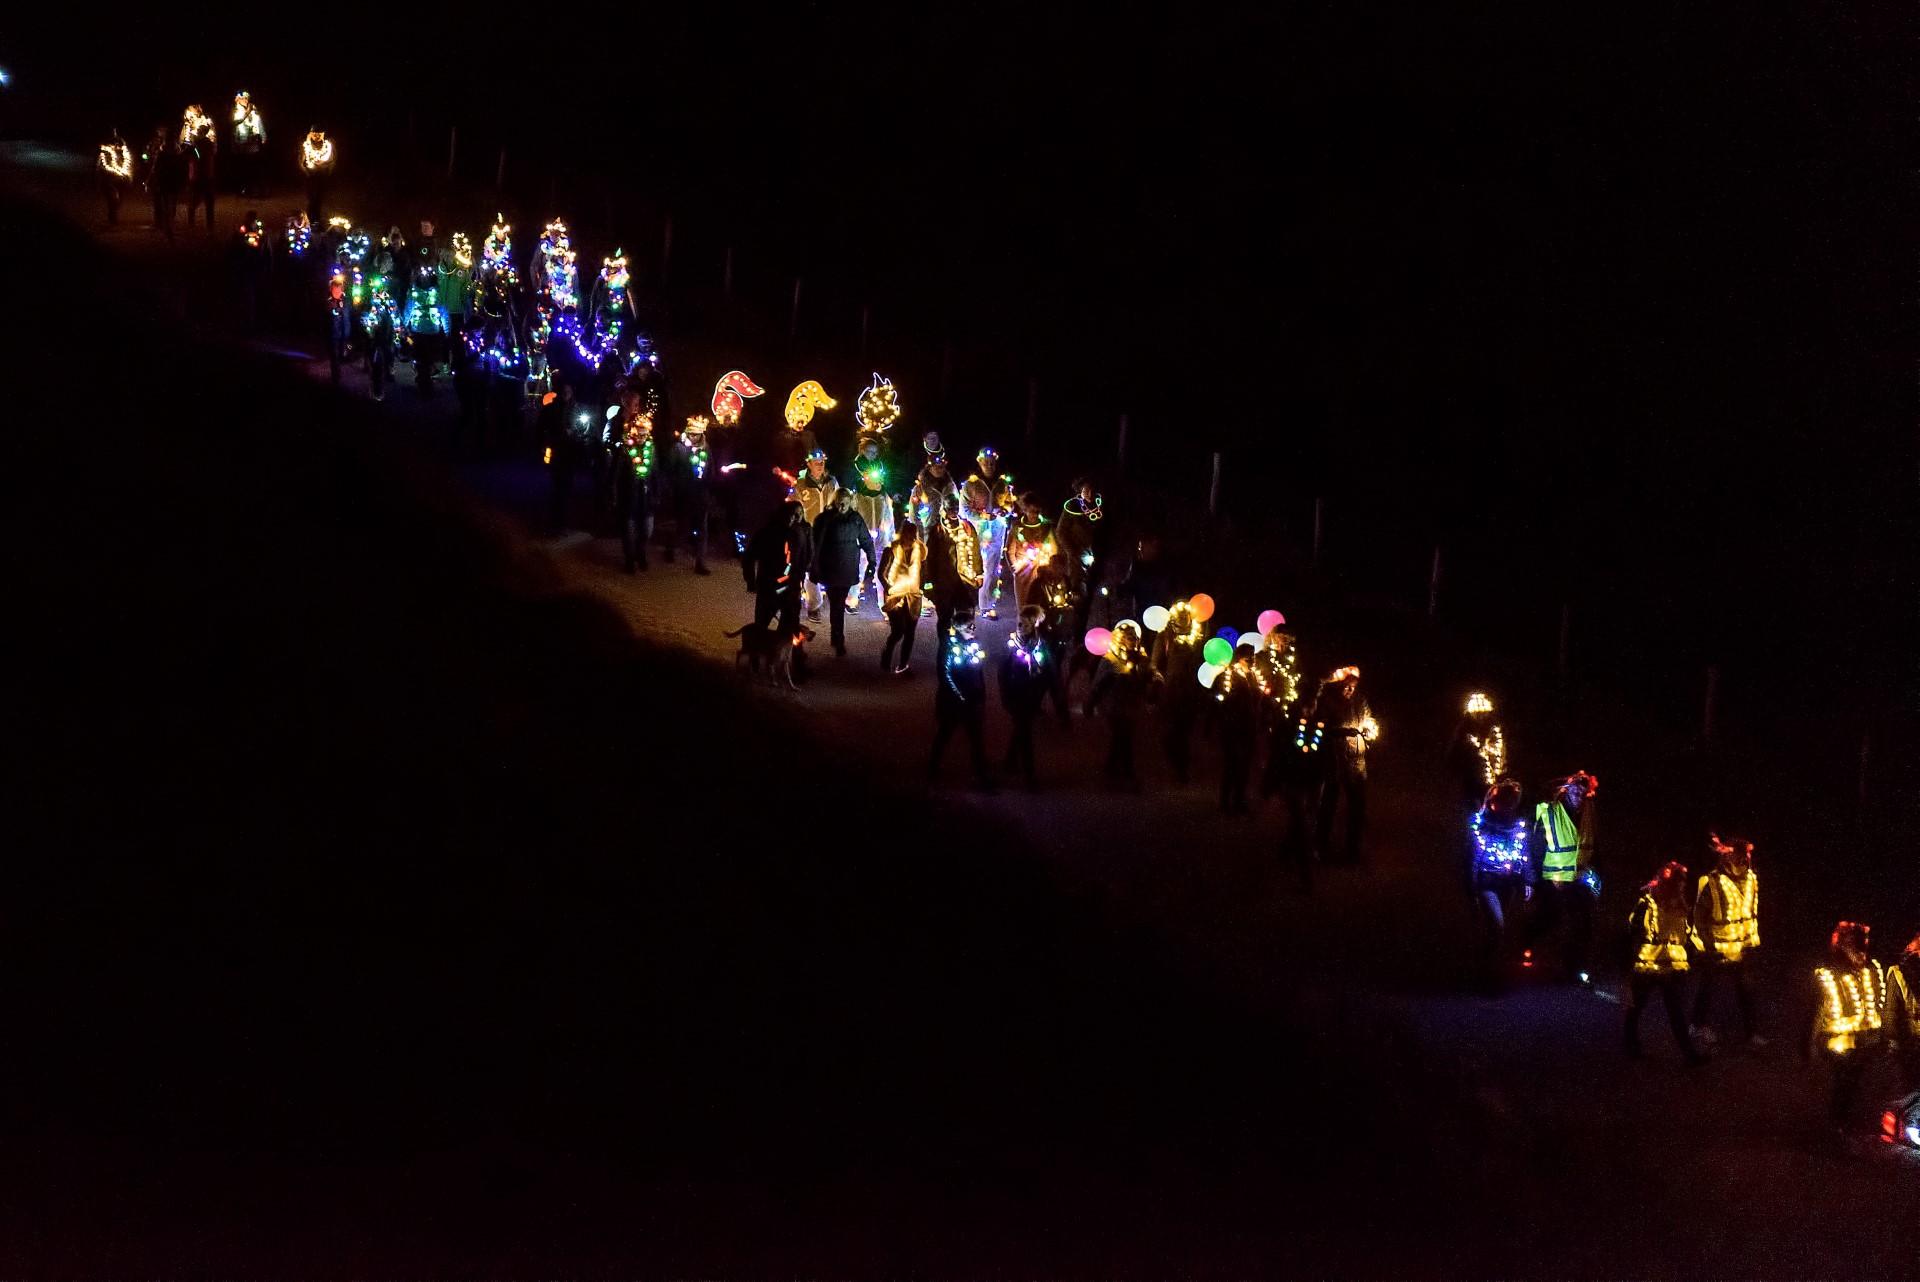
926, 491, 983, 642
146, 127, 183, 243
930, 624, 992, 790
998, 606, 1054, 788
1314, 666, 1379, 863
1214, 651, 1261, 815
811, 488, 876, 655
324, 273, 352, 385
744, 501, 814, 634
1150, 599, 1207, 784
538, 379, 587, 531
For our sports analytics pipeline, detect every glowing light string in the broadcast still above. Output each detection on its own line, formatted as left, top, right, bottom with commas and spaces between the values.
784, 381, 836, 431
98, 141, 133, 179
854, 372, 901, 433
711, 370, 764, 424
301, 130, 333, 171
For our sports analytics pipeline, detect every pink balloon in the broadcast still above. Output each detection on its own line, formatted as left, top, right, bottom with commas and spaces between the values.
1257, 609, 1287, 635
1084, 627, 1112, 657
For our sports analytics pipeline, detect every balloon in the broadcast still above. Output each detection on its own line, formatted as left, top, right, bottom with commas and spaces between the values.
1203, 637, 1233, 667
1216, 626, 1239, 646
1257, 609, 1287, 635
1115, 619, 1140, 636
1142, 605, 1170, 632
1084, 627, 1112, 657
1236, 633, 1259, 649
1189, 593, 1216, 622
1198, 662, 1222, 689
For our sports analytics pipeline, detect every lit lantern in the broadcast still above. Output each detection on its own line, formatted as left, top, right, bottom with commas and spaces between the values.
784, 380, 837, 431
711, 370, 765, 424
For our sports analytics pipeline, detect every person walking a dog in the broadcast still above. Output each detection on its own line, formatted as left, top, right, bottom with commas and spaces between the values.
744, 500, 814, 640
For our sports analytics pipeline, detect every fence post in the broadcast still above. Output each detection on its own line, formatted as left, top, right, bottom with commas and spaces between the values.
1428, 545, 1442, 617
789, 277, 802, 340
446, 125, 457, 180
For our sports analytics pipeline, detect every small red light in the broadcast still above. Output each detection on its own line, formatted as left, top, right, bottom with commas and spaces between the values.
1882, 1110, 1899, 1142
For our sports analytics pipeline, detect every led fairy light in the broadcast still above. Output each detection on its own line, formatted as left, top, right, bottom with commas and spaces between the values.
855, 454, 887, 491
98, 140, 133, 179
601, 248, 629, 291
284, 212, 311, 256
238, 215, 265, 249
682, 416, 711, 479
624, 413, 656, 477
483, 216, 515, 279
1006, 630, 1048, 671
449, 231, 473, 271
854, 372, 901, 433
711, 370, 764, 424
1470, 808, 1530, 875
327, 215, 352, 233
301, 129, 333, 170
943, 632, 987, 699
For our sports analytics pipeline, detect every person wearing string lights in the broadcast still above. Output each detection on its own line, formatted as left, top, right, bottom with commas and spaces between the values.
229, 91, 265, 197
180, 105, 218, 232
612, 387, 657, 573
1467, 779, 1534, 992
1312, 666, 1379, 864
1625, 861, 1707, 1065
1806, 920, 1887, 1126
1055, 477, 1106, 636
910, 433, 957, 534
1689, 833, 1764, 1050
1150, 599, 1207, 785
1032, 548, 1083, 722
794, 450, 840, 624
927, 491, 983, 645
1006, 493, 1056, 615
226, 210, 272, 333
301, 128, 334, 224
97, 128, 133, 226
665, 416, 716, 575
1213, 650, 1262, 816
964, 446, 1016, 620
878, 518, 927, 676
929, 622, 993, 792
1088, 620, 1154, 789
1887, 932, 1920, 1093
999, 606, 1054, 789
847, 431, 896, 611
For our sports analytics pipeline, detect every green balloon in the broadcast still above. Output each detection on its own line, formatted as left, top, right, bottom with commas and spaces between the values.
1203, 637, 1233, 667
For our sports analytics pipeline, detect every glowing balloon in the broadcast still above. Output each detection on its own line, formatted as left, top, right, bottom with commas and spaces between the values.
1257, 609, 1287, 635
1216, 626, 1239, 647
1142, 605, 1170, 633
1189, 593, 1216, 622
1084, 627, 1112, 657
1236, 633, 1259, 649
1203, 637, 1233, 667
1198, 662, 1222, 689
1115, 619, 1140, 637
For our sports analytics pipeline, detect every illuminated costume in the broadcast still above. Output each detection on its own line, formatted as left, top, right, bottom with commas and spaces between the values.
927, 494, 983, 642
1006, 502, 1056, 614
404, 224, 449, 391
1689, 834, 1762, 1046
1151, 601, 1207, 784
362, 251, 403, 401
180, 105, 218, 230
1808, 922, 1887, 1123
848, 374, 901, 602
998, 609, 1054, 787
1032, 552, 1083, 722
470, 218, 525, 384
1212, 653, 1261, 815
1254, 628, 1306, 792
910, 433, 956, 533
1467, 780, 1534, 990
97, 129, 134, 225
1313, 667, 1379, 863
1088, 621, 1153, 786
812, 493, 876, 654
1446, 692, 1507, 812
1887, 936, 1920, 1092
793, 451, 840, 622
964, 447, 1016, 619
586, 247, 637, 373
612, 390, 656, 572
439, 231, 474, 331
229, 91, 265, 196
667, 416, 715, 573
1625, 862, 1705, 1064
1056, 480, 1106, 640
1530, 770, 1598, 982
878, 528, 927, 673
929, 624, 992, 787
528, 219, 579, 393
300, 127, 334, 225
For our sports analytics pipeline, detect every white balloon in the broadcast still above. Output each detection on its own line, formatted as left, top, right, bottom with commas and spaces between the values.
1142, 605, 1170, 632
1236, 632, 1258, 649
1197, 661, 1222, 689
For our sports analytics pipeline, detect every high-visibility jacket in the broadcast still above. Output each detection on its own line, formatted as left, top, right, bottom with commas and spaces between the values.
1886, 960, 1919, 1044
1811, 961, 1887, 1055
1534, 800, 1587, 884
1629, 892, 1691, 974
1691, 869, 1760, 962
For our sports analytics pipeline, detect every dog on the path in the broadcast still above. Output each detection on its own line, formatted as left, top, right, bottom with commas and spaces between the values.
724, 619, 814, 689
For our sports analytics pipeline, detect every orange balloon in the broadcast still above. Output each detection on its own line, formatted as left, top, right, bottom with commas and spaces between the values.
1189, 593, 1216, 622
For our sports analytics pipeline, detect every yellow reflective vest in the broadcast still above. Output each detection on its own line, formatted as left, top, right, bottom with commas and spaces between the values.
1887, 961, 1920, 1043
1691, 869, 1760, 962
1811, 961, 1886, 1055
1534, 800, 1587, 884
1629, 892, 1691, 974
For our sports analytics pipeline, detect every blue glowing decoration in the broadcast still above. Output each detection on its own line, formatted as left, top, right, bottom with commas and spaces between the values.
1470, 809, 1531, 877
